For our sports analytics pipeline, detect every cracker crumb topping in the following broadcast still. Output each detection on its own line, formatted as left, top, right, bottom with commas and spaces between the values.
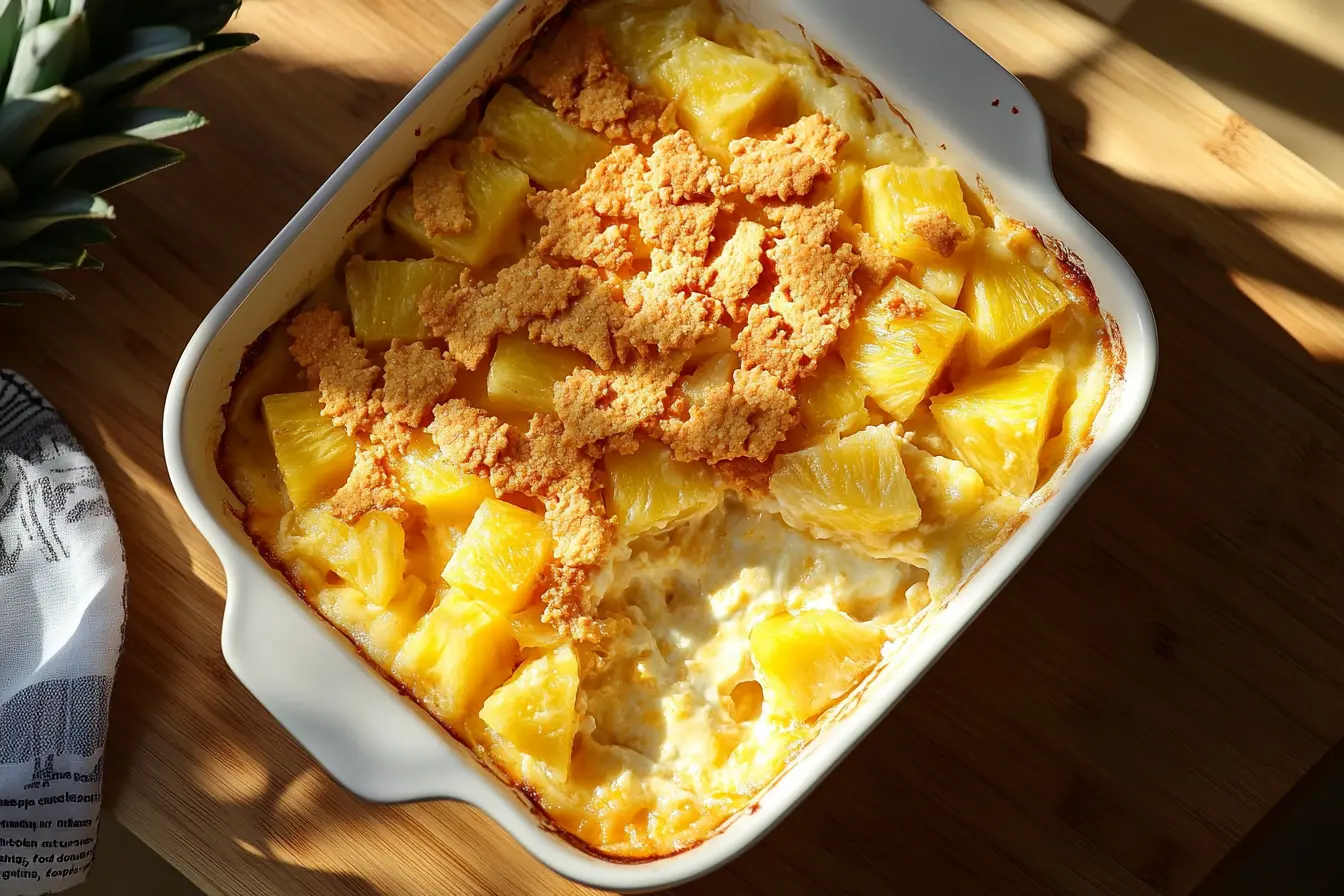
411, 141, 471, 237
658, 365, 796, 464
909, 210, 967, 258
615, 250, 722, 360
288, 306, 381, 436
427, 399, 512, 473
420, 252, 583, 369
330, 445, 408, 523
729, 113, 848, 202
528, 270, 625, 370
705, 219, 766, 322
530, 188, 633, 270
521, 20, 675, 144
554, 357, 682, 455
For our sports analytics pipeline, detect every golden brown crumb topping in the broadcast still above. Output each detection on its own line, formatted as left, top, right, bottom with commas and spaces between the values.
411, 141, 471, 237
330, 445, 408, 523
374, 341, 458, 453
554, 357, 683, 455
658, 366, 796, 464
427, 399, 512, 473
521, 20, 674, 144
530, 188, 633, 270
706, 219, 766, 322
909, 210, 966, 259
420, 253, 584, 369
577, 143, 648, 219
615, 250, 722, 360
728, 113, 848, 202
528, 270, 625, 370
288, 307, 382, 436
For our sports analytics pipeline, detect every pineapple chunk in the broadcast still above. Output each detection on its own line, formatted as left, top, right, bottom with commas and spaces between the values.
1040, 311, 1109, 479
393, 434, 494, 526
898, 440, 986, 524
282, 508, 408, 607
345, 257, 461, 347
486, 332, 587, 415
481, 84, 611, 190
317, 574, 434, 670
861, 164, 973, 266
582, 0, 713, 86
771, 424, 921, 537
930, 352, 1063, 496
962, 230, 1072, 367
262, 391, 357, 508
443, 498, 553, 613
392, 595, 517, 723
653, 37, 783, 148
388, 141, 531, 268
838, 276, 970, 421
794, 356, 872, 444
604, 439, 720, 536
511, 605, 567, 650
479, 643, 581, 779
677, 350, 736, 404
750, 609, 885, 720
811, 158, 865, 220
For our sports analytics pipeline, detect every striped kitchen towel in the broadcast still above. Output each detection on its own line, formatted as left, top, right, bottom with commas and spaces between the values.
0, 371, 126, 895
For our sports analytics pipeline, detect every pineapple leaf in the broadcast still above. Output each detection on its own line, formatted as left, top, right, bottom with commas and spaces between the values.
94, 105, 205, 140
120, 31, 255, 103
0, 187, 111, 248
0, 231, 100, 269
0, 269, 74, 302
0, 0, 23, 85
6, 11, 85, 99
42, 218, 111, 245
60, 140, 182, 193
0, 84, 80, 166
0, 164, 15, 208
71, 24, 198, 104
163, 1, 241, 39
18, 131, 156, 187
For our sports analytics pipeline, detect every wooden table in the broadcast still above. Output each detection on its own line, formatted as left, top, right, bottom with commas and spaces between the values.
3, 0, 1342, 893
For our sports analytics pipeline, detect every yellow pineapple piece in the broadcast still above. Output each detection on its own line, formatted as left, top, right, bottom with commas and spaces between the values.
811, 158, 865, 220
582, 0, 713, 86
653, 37, 783, 148
442, 498, 553, 614
677, 350, 736, 404
480, 84, 611, 190
838, 276, 970, 421
901, 403, 959, 460
898, 440, 986, 524
1040, 310, 1109, 479
479, 643, 581, 780
750, 609, 885, 720
861, 164, 973, 267
604, 439, 720, 536
794, 356, 872, 444
930, 351, 1063, 496
317, 574, 434, 670
962, 229, 1072, 367
772, 424, 921, 537
281, 508, 408, 607
262, 391, 357, 508
345, 256, 461, 347
511, 605, 566, 650
486, 332, 587, 415
392, 595, 518, 723
687, 324, 734, 362
387, 141, 531, 268
393, 434, 494, 526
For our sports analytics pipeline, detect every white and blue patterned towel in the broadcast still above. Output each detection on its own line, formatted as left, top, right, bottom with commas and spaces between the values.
0, 371, 126, 895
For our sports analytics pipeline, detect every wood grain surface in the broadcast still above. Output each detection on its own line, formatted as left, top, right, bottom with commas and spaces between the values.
3, 0, 1343, 893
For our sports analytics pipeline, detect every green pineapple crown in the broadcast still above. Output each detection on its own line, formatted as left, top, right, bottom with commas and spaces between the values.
0, 0, 257, 303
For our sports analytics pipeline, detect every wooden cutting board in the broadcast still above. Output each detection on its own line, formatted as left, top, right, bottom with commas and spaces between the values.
3, 0, 1343, 893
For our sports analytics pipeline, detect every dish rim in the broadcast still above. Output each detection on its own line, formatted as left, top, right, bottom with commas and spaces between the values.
162, 0, 1158, 890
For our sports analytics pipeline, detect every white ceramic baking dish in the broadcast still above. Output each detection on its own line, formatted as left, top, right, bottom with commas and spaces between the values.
163, 0, 1156, 889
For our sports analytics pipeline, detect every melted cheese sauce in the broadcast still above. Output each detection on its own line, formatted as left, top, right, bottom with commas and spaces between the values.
218, 0, 1116, 859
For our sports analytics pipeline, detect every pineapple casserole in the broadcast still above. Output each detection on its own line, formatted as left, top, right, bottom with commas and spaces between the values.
218, 0, 1117, 859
